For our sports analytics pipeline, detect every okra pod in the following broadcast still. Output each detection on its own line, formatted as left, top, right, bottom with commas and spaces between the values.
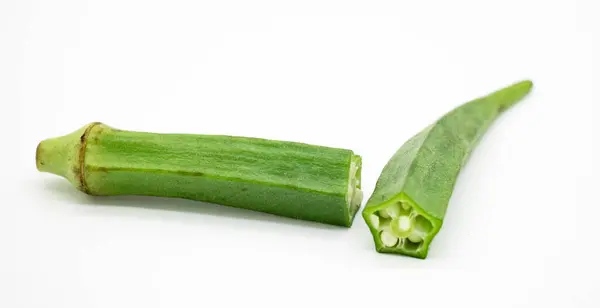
362, 80, 534, 258
36, 123, 363, 227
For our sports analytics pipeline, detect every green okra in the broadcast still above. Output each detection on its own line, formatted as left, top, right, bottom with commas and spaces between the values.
36, 123, 363, 227
362, 80, 534, 258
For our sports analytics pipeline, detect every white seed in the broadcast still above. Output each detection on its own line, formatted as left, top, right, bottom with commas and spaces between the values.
379, 209, 390, 218
408, 233, 423, 243
369, 214, 380, 229
401, 202, 410, 210
380, 230, 399, 247
384, 203, 401, 218
353, 189, 364, 206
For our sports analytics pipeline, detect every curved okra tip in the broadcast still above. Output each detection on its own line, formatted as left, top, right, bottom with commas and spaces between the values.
362, 80, 534, 259
36, 122, 363, 227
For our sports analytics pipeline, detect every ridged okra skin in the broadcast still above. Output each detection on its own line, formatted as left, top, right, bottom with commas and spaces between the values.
362, 80, 534, 258
36, 123, 363, 227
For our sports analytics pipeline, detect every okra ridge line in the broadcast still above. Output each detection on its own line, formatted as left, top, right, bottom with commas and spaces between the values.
84, 165, 350, 197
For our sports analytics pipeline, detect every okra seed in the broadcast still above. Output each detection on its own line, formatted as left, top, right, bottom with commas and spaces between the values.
401, 202, 410, 210
378, 211, 389, 219
353, 189, 364, 207
383, 203, 401, 218
369, 214, 380, 229
408, 233, 423, 243
380, 230, 399, 247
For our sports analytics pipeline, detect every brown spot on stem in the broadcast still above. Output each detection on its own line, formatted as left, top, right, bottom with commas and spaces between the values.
78, 122, 102, 194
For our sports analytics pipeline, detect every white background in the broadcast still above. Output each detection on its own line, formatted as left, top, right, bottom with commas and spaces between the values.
1, 0, 599, 307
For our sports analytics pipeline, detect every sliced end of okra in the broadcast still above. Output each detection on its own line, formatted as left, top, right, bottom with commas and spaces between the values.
346, 155, 364, 225
363, 194, 442, 259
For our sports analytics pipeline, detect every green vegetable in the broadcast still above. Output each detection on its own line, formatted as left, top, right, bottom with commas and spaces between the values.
362, 80, 534, 258
36, 123, 363, 227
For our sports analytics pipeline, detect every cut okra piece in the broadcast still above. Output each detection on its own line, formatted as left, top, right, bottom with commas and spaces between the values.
362, 80, 534, 259
36, 123, 363, 227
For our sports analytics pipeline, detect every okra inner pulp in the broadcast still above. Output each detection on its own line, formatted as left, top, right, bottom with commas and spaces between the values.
348, 159, 363, 216
367, 200, 434, 251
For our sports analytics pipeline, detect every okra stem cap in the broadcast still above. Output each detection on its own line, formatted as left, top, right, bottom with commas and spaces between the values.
36, 122, 100, 191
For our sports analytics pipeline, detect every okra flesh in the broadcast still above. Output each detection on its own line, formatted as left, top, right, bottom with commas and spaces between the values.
36, 123, 363, 227
363, 80, 533, 258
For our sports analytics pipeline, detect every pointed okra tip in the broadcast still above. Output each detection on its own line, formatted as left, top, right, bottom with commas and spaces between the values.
36, 122, 102, 190
490, 79, 534, 112
362, 195, 442, 259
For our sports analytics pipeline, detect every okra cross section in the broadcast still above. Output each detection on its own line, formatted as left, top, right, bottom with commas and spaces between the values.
364, 194, 439, 258
363, 80, 534, 258
36, 123, 363, 227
